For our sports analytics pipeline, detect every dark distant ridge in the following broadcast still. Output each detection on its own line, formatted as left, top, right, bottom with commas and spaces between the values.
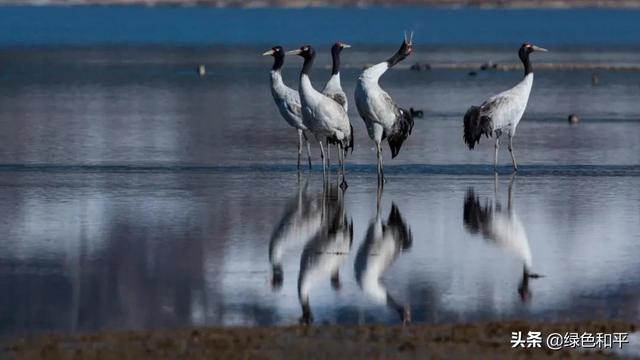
0, 0, 639, 8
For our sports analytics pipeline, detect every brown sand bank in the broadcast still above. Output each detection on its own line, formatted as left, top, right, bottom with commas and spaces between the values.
2, 320, 636, 359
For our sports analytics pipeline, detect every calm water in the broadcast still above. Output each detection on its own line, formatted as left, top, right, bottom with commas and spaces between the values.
0, 6, 640, 46
0, 7, 639, 337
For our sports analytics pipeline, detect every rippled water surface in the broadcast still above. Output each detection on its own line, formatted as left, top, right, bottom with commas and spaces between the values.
0, 45, 638, 336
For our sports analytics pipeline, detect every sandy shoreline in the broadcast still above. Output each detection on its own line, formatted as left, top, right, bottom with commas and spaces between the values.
3, 320, 636, 359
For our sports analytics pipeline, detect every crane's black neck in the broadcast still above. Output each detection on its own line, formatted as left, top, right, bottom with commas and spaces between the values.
301, 51, 315, 76
387, 51, 405, 68
331, 45, 341, 75
519, 50, 533, 76
272, 53, 284, 71
387, 41, 411, 68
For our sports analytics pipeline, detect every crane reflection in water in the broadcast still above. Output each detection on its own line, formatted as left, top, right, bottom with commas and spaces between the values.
269, 180, 415, 325
296, 184, 353, 324
268, 181, 324, 291
463, 174, 543, 303
354, 201, 413, 324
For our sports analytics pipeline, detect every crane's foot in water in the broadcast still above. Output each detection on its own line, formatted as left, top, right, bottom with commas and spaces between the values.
340, 179, 348, 190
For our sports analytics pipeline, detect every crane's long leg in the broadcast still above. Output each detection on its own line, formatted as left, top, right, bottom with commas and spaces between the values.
329, 145, 332, 169
508, 172, 517, 212
376, 143, 380, 179
297, 129, 303, 171
376, 141, 385, 185
380, 153, 385, 182
508, 135, 518, 172
376, 179, 383, 216
305, 140, 312, 170
302, 131, 312, 170
319, 140, 327, 182
339, 143, 348, 190
494, 137, 500, 172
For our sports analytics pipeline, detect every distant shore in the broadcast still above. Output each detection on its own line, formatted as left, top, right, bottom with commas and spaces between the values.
0, 0, 639, 8
3, 320, 636, 359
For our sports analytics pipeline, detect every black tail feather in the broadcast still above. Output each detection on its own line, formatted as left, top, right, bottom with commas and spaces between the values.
387, 107, 414, 159
463, 106, 492, 150
328, 124, 354, 157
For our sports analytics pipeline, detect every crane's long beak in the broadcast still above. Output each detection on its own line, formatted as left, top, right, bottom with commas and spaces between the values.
404, 31, 414, 45
532, 45, 548, 52
341, 43, 352, 49
262, 49, 275, 56
286, 49, 302, 55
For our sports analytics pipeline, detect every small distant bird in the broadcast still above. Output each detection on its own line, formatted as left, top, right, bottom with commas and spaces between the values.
288, 45, 354, 189
409, 62, 430, 71
197, 64, 206, 77
322, 42, 351, 167
463, 43, 548, 171
409, 108, 423, 119
355, 32, 415, 184
263, 46, 313, 170
568, 114, 580, 124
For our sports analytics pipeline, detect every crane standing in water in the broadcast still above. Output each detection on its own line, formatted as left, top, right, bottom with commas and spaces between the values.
355, 32, 415, 185
288, 45, 354, 189
322, 42, 351, 169
263, 46, 313, 171
463, 43, 548, 171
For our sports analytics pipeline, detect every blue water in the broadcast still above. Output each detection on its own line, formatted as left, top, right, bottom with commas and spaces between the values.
0, 8, 639, 337
0, 6, 639, 46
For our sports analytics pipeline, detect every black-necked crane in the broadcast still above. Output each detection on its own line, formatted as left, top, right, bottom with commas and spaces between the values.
354, 203, 412, 324
463, 174, 542, 302
287, 45, 354, 189
323, 42, 350, 112
355, 33, 415, 185
263, 46, 312, 170
322, 42, 351, 168
463, 43, 548, 171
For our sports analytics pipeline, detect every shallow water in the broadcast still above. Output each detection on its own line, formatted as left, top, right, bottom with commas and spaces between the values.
0, 45, 639, 336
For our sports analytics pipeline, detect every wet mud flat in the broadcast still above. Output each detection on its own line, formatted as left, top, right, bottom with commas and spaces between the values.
3, 320, 635, 359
